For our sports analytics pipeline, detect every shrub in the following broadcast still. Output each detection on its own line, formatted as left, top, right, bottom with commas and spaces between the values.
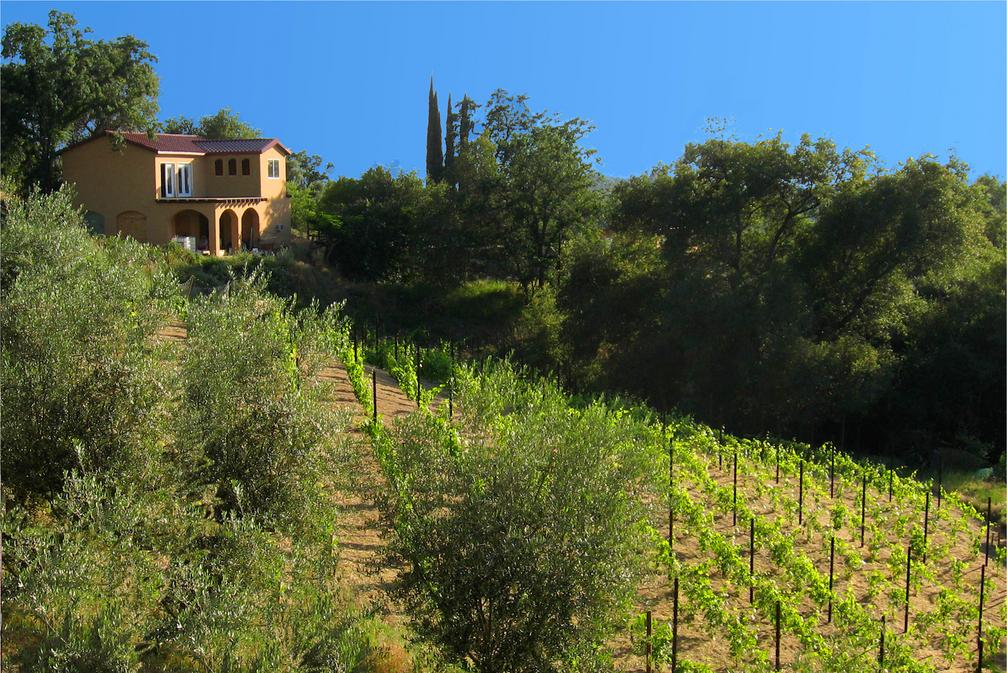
1, 473, 172, 673
1, 187, 176, 499
377, 362, 657, 673
2, 471, 377, 673
178, 270, 342, 534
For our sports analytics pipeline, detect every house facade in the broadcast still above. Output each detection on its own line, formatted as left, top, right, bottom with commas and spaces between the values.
61, 131, 293, 255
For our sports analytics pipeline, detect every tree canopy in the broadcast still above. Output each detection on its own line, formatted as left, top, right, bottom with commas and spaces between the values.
161, 106, 261, 139
1, 10, 159, 191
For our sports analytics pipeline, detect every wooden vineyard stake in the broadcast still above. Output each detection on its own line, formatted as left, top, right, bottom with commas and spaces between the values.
353, 333, 358, 362
798, 459, 804, 525
645, 610, 652, 673
371, 369, 377, 424
827, 535, 835, 623
889, 467, 894, 502
775, 444, 780, 484
985, 497, 992, 564
733, 448, 738, 526
904, 544, 912, 633
749, 517, 755, 604
672, 577, 679, 673
922, 491, 930, 564
775, 600, 781, 671
860, 471, 867, 547
879, 614, 885, 668
448, 380, 453, 419
978, 563, 986, 672
394, 336, 399, 359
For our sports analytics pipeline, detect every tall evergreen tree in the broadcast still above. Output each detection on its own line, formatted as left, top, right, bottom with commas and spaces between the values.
444, 94, 457, 184
426, 78, 444, 183
458, 95, 478, 150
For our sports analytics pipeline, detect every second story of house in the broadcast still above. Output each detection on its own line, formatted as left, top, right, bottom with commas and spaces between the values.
61, 131, 292, 208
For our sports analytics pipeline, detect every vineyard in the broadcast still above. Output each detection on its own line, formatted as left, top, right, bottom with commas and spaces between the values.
2, 188, 1005, 672
342, 334, 1007, 673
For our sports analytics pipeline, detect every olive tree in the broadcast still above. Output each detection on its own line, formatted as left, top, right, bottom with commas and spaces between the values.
378, 362, 656, 673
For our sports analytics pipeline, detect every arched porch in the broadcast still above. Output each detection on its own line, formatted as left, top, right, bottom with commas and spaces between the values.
218, 209, 239, 253
172, 209, 211, 252
240, 208, 260, 250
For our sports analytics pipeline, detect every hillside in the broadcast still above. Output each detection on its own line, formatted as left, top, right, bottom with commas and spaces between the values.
2, 188, 1005, 672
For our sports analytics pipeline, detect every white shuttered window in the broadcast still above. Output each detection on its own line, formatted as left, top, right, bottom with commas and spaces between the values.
177, 164, 192, 196
161, 163, 175, 197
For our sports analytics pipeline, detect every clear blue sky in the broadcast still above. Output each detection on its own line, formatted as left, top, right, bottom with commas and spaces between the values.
3, 1, 1005, 179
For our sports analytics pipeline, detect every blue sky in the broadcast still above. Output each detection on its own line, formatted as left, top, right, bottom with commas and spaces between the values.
3, 1, 1005, 179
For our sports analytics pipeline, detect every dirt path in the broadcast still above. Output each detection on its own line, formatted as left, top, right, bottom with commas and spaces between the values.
154, 320, 414, 619
325, 363, 416, 618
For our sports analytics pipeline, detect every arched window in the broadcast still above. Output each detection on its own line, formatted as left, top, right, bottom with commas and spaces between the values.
116, 211, 147, 242
214, 159, 223, 176
228, 158, 237, 175
241, 158, 250, 175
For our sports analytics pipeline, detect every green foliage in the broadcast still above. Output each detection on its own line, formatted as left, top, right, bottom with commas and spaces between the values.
427, 79, 444, 183
316, 89, 601, 290
376, 361, 656, 673
483, 90, 602, 289
192, 106, 261, 139
1, 186, 175, 499
287, 149, 334, 190
318, 167, 461, 283
561, 136, 1005, 462
1, 10, 159, 191
160, 106, 262, 142
1, 189, 399, 671
3, 474, 174, 672
178, 271, 342, 533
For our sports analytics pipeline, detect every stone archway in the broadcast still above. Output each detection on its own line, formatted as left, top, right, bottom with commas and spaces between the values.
218, 210, 239, 252
240, 209, 260, 250
116, 211, 147, 242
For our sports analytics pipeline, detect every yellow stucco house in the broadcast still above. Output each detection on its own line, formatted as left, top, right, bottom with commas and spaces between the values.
61, 131, 293, 255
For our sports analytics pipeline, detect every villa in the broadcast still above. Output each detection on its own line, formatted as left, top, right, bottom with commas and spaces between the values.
60, 131, 293, 255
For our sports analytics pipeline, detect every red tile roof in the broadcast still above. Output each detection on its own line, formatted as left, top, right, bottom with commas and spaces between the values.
60, 131, 291, 156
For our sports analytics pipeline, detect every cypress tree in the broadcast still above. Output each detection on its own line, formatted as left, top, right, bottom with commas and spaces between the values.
444, 94, 457, 184
426, 78, 444, 183
458, 95, 477, 150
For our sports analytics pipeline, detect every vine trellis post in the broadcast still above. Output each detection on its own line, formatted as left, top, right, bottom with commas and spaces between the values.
904, 544, 912, 633
774, 600, 781, 671
671, 576, 679, 672
733, 448, 738, 526
923, 491, 930, 564
371, 369, 377, 424
978, 562, 986, 672
827, 535, 835, 623
798, 459, 804, 525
